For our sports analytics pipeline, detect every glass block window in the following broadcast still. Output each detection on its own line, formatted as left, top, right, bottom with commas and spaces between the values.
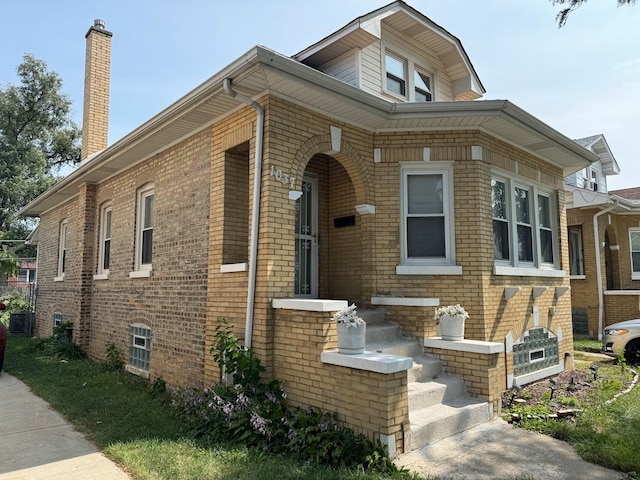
53, 312, 64, 327
129, 324, 151, 371
513, 328, 559, 377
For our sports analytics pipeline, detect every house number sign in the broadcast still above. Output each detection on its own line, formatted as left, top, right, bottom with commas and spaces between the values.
269, 165, 296, 189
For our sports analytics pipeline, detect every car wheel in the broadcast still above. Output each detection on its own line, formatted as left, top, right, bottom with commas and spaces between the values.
624, 339, 640, 365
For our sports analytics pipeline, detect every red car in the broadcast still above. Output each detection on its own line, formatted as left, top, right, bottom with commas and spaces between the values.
0, 302, 6, 373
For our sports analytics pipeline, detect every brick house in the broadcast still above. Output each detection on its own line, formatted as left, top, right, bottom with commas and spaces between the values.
566, 134, 640, 338
20, 2, 597, 454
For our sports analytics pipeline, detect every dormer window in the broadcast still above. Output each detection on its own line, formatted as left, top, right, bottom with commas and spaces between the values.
591, 169, 599, 192
384, 48, 435, 102
414, 70, 432, 102
385, 53, 407, 97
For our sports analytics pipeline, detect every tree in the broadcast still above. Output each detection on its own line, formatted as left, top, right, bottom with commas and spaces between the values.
0, 54, 81, 234
553, 0, 637, 26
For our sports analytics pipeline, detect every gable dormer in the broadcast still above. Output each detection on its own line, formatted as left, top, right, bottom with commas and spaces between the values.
294, 1, 485, 103
567, 134, 620, 193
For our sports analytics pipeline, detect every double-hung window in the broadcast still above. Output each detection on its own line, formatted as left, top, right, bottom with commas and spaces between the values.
96, 203, 112, 278
630, 229, 640, 280
56, 220, 68, 281
131, 184, 154, 277
568, 226, 585, 277
384, 50, 435, 102
414, 70, 432, 102
492, 175, 560, 275
398, 163, 458, 274
385, 52, 407, 97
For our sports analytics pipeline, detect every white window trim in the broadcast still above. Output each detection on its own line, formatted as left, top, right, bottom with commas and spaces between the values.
97, 203, 112, 277
398, 162, 457, 271
413, 65, 434, 102
56, 220, 68, 280
383, 50, 407, 100
382, 45, 437, 102
131, 184, 154, 276
630, 228, 640, 280
492, 172, 561, 273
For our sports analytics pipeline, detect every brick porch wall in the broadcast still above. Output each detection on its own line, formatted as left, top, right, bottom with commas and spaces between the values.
272, 308, 409, 454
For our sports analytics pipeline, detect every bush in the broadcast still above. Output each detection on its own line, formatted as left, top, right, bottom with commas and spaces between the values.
171, 319, 398, 473
0, 291, 29, 326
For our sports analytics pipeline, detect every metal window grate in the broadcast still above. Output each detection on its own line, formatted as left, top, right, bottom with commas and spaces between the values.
129, 325, 151, 371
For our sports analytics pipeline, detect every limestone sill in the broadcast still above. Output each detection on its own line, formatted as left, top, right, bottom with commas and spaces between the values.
321, 350, 413, 374
424, 338, 504, 354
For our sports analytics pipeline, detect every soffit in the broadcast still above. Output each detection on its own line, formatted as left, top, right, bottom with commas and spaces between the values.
20, 46, 594, 217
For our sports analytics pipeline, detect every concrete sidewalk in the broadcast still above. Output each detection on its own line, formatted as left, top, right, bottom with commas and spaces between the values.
0, 373, 129, 480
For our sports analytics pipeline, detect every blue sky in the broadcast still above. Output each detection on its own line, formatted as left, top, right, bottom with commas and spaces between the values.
1, 1, 638, 190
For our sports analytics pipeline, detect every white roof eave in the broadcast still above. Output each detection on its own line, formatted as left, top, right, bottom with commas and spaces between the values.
20, 45, 597, 217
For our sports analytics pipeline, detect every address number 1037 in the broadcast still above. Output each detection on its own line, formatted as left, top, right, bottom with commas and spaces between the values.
270, 165, 296, 189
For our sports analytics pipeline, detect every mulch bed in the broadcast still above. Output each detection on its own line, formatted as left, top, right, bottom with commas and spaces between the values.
502, 354, 640, 417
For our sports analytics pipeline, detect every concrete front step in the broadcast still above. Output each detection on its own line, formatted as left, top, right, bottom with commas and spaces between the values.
408, 376, 466, 410
358, 309, 386, 325
366, 321, 402, 343
407, 355, 442, 382
408, 398, 493, 450
365, 338, 423, 357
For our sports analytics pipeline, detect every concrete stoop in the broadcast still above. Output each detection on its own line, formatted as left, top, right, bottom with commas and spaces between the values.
362, 309, 494, 451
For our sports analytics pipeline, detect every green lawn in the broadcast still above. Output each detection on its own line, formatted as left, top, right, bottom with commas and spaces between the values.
5, 335, 639, 479
3, 336, 421, 480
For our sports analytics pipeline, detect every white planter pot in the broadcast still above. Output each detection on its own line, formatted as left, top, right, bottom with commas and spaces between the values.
439, 315, 465, 341
336, 322, 366, 354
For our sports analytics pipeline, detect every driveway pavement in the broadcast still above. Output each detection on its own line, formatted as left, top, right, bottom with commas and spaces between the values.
0, 373, 129, 480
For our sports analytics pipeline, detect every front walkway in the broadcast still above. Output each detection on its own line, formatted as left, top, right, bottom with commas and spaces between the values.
0, 373, 129, 480
396, 418, 622, 480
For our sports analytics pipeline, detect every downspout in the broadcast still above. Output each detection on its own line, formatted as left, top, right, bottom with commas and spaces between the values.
593, 201, 618, 340
223, 78, 264, 349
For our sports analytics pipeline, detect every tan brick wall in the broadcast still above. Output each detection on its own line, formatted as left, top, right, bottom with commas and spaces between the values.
81, 24, 111, 160
604, 293, 640, 325
33, 199, 80, 336
273, 308, 409, 454
424, 347, 506, 412
36, 129, 211, 386
568, 209, 640, 335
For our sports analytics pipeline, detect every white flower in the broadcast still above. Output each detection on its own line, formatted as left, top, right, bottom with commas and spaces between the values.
332, 304, 365, 329
434, 304, 469, 322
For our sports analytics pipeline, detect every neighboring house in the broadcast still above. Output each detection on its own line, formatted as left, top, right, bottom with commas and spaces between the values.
8, 260, 37, 287
565, 135, 640, 338
19, 2, 597, 454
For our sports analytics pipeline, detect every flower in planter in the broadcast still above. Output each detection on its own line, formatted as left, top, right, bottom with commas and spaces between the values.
332, 304, 365, 329
434, 304, 469, 324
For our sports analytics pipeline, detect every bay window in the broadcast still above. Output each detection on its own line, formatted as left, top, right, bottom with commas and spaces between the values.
492, 175, 560, 275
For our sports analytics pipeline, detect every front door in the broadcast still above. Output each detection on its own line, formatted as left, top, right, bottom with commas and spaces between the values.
294, 174, 318, 297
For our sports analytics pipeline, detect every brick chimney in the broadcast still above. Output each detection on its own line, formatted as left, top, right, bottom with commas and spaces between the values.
81, 19, 112, 161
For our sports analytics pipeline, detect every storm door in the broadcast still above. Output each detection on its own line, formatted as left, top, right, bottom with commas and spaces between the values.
294, 174, 318, 297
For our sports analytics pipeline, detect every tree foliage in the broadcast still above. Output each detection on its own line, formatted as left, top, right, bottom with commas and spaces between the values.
0, 54, 81, 233
553, 0, 637, 26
